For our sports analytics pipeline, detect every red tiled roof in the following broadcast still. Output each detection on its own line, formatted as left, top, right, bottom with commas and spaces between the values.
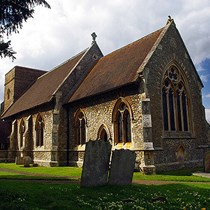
69, 28, 164, 102
2, 49, 87, 118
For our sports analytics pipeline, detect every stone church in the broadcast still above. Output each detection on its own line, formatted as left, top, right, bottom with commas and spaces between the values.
1, 18, 210, 173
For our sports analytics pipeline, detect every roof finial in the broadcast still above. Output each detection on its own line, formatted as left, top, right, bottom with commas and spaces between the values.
91, 32, 97, 44
167, 15, 173, 24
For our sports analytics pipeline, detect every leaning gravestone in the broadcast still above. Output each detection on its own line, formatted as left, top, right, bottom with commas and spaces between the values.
81, 140, 112, 187
204, 152, 210, 173
109, 149, 136, 185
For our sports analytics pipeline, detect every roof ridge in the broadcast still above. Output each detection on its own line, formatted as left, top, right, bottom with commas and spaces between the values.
2, 47, 89, 119
68, 24, 166, 103
52, 45, 93, 96
37, 48, 89, 80
14, 65, 47, 72
102, 27, 165, 59
136, 21, 173, 75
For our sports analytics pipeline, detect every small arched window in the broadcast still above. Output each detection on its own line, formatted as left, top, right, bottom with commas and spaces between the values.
7, 89, 11, 100
98, 125, 109, 142
114, 101, 132, 144
75, 110, 86, 145
162, 66, 190, 132
19, 119, 25, 148
100, 129, 108, 141
35, 114, 44, 147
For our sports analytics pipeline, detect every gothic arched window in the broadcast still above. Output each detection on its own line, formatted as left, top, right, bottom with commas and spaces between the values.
75, 111, 86, 145
35, 114, 44, 147
114, 101, 132, 144
98, 125, 109, 142
162, 66, 190, 132
19, 119, 25, 148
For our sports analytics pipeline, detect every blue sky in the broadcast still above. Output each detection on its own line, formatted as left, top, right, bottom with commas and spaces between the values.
0, 0, 210, 122
196, 58, 210, 121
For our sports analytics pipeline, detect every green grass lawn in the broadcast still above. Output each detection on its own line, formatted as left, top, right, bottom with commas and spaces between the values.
0, 163, 82, 180
0, 163, 210, 209
0, 180, 209, 210
0, 163, 209, 182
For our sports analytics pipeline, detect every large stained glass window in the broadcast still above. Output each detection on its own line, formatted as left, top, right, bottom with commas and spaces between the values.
162, 66, 190, 132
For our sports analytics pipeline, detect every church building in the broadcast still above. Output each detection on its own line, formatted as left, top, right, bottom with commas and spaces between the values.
1, 18, 210, 173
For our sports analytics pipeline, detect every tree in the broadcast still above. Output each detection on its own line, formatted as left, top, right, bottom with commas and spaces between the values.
0, 0, 50, 60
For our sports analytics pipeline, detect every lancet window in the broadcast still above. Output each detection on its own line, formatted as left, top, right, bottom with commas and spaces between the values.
114, 101, 131, 143
75, 111, 86, 145
35, 114, 44, 147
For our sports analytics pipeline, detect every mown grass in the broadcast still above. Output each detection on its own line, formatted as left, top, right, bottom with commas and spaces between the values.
0, 163, 81, 180
0, 163, 209, 182
133, 169, 210, 182
0, 163, 210, 209
0, 180, 209, 210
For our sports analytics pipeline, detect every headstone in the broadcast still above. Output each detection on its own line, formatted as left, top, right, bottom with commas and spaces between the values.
15, 156, 24, 165
109, 149, 136, 185
204, 152, 210, 173
81, 140, 111, 187
23, 156, 32, 167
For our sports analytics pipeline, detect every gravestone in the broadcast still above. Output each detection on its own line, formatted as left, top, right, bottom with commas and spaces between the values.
23, 156, 32, 167
15, 156, 24, 165
109, 149, 136, 185
81, 140, 112, 187
204, 152, 210, 173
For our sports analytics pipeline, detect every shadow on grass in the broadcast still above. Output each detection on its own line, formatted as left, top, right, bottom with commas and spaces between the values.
0, 174, 79, 181
157, 168, 203, 176
0, 180, 209, 210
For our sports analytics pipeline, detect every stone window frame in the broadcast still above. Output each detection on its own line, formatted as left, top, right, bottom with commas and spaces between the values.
112, 98, 133, 144
74, 109, 87, 146
162, 64, 192, 135
97, 124, 110, 142
19, 119, 25, 148
35, 113, 44, 147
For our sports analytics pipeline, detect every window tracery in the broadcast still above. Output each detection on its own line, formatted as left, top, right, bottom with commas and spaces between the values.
162, 66, 189, 132
114, 101, 131, 143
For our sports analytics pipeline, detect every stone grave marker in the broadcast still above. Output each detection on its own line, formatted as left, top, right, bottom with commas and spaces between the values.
81, 139, 112, 187
23, 156, 32, 167
204, 151, 210, 173
15, 156, 24, 165
109, 149, 136, 185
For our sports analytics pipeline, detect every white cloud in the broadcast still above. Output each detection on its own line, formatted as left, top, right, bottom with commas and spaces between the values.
0, 0, 210, 109
200, 74, 209, 83
205, 94, 210, 98
206, 109, 210, 123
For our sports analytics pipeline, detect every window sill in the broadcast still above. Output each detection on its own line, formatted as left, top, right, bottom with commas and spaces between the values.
73, 144, 86, 151
35, 146, 44, 150
114, 142, 131, 149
